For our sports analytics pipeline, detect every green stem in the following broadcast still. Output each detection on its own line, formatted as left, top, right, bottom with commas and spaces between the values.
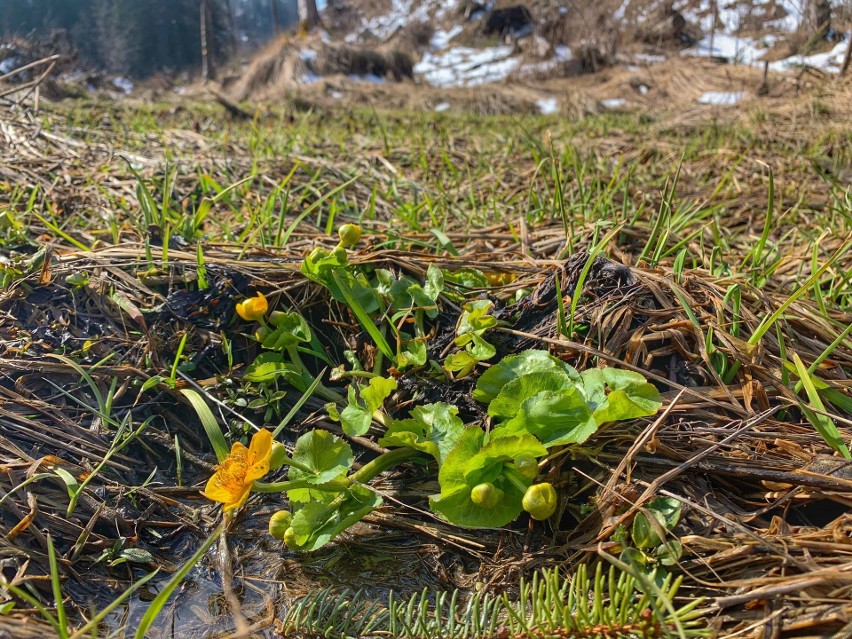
253, 478, 348, 493
287, 345, 345, 404
350, 447, 420, 484
277, 455, 315, 475
373, 341, 385, 376
254, 448, 420, 494
502, 466, 532, 495
335, 370, 381, 380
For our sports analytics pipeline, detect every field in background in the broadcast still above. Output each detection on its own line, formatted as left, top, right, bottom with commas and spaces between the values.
0, 78, 850, 638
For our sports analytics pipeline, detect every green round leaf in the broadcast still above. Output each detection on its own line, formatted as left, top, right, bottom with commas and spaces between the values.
474, 350, 579, 403
289, 430, 353, 486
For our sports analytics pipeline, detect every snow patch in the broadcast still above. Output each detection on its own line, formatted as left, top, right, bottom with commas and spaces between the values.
414, 46, 520, 87
434, 102, 450, 112
536, 96, 559, 115
350, 73, 385, 84
633, 53, 666, 64
697, 91, 744, 106
362, 0, 434, 40
0, 56, 21, 75
601, 98, 626, 109
111, 77, 134, 94
554, 45, 572, 60
436, 0, 458, 19
516, 45, 572, 77
768, 38, 848, 72
683, 33, 764, 64
430, 24, 463, 50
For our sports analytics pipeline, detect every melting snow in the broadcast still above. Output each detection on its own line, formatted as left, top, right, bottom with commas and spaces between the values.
517, 44, 573, 76
768, 38, 848, 72
434, 102, 450, 112
350, 73, 385, 84
414, 46, 519, 87
430, 24, 463, 50
684, 33, 768, 65
536, 97, 559, 115
601, 98, 626, 109
111, 77, 134, 94
684, 28, 848, 73
0, 56, 21, 75
554, 45, 572, 60
675, 0, 847, 71
435, 0, 458, 19
633, 53, 666, 64
362, 0, 436, 40
697, 91, 744, 106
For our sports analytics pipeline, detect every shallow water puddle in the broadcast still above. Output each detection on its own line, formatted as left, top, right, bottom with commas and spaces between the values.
105, 525, 465, 638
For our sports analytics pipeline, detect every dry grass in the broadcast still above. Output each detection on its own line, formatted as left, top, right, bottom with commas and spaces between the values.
228, 34, 413, 102
0, 64, 850, 638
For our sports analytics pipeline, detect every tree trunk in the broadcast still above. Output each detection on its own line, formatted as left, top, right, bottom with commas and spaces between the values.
200, 0, 215, 81
840, 30, 852, 77
298, 0, 321, 31
225, 0, 238, 54
271, 0, 281, 34
802, 0, 831, 40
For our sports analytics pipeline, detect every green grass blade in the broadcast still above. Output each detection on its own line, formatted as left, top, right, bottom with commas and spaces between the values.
280, 176, 358, 246
47, 535, 69, 639
331, 270, 394, 359
180, 389, 229, 462
568, 224, 622, 337
68, 569, 159, 639
792, 353, 851, 458
273, 370, 325, 438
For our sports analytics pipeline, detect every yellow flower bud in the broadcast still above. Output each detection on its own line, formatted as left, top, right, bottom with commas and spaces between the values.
283, 527, 298, 549
470, 482, 503, 509
514, 456, 539, 481
236, 293, 268, 322
269, 441, 287, 470
268, 310, 288, 327
268, 510, 292, 540
522, 483, 558, 521
338, 223, 362, 247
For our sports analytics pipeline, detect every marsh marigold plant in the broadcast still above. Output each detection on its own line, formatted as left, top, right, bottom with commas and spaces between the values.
204, 428, 273, 511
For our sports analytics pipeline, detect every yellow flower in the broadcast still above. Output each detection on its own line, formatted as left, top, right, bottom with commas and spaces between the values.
236, 292, 268, 321
203, 429, 272, 511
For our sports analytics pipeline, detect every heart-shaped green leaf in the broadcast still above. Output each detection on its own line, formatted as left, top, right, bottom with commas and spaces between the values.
474, 350, 579, 403
379, 402, 464, 464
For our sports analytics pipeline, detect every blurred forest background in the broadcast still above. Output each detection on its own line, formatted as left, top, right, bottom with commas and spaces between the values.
0, 0, 307, 77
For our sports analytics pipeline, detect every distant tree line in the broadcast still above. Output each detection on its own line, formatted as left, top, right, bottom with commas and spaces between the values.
0, 0, 301, 78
